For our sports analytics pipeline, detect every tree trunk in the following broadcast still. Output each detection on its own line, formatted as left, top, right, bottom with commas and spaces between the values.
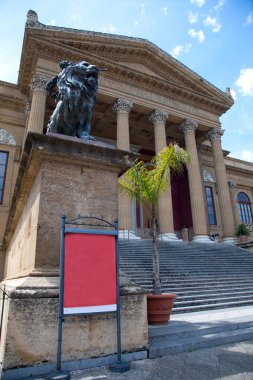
152, 208, 161, 294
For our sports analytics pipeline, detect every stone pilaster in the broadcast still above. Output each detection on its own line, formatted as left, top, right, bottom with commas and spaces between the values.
113, 98, 134, 233
207, 128, 235, 244
180, 119, 210, 242
149, 110, 177, 239
27, 74, 47, 134
228, 181, 240, 227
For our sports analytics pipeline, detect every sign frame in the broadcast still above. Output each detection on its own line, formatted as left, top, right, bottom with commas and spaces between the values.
56, 215, 128, 373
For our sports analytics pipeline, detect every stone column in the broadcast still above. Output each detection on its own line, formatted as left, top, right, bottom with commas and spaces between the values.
207, 128, 235, 244
180, 119, 210, 242
114, 98, 133, 151
27, 74, 48, 134
113, 98, 137, 237
149, 110, 178, 240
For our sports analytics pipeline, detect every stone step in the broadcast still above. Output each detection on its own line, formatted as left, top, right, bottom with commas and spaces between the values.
173, 299, 253, 313
148, 307, 253, 357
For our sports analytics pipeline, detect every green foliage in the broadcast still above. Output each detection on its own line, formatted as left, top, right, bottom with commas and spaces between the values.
235, 222, 250, 237
118, 144, 189, 209
118, 144, 189, 294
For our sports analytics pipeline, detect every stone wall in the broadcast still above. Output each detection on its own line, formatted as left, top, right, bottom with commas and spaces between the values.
0, 276, 147, 371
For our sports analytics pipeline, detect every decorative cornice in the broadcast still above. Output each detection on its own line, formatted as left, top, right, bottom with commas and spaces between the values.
113, 98, 133, 114
206, 128, 224, 142
149, 109, 168, 125
30, 74, 48, 93
180, 119, 198, 133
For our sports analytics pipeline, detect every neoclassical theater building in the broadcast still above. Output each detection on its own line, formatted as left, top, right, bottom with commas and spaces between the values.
1, 10, 253, 266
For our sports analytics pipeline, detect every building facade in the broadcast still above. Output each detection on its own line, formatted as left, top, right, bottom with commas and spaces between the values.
1, 10, 253, 273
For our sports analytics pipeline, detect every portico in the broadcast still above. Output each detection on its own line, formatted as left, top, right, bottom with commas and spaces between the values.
0, 10, 238, 245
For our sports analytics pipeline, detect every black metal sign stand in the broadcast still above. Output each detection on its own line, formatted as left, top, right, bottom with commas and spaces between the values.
48, 215, 130, 379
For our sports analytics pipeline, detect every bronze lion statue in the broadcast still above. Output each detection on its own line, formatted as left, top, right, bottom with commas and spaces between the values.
46, 60, 100, 140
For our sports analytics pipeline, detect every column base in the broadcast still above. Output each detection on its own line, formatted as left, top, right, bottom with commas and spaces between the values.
192, 235, 213, 243
158, 233, 182, 242
222, 237, 236, 245
118, 230, 141, 240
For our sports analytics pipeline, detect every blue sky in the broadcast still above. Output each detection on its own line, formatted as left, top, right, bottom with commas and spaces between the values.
0, 0, 253, 161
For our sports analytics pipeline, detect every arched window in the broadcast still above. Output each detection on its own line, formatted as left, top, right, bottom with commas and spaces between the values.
237, 192, 253, 223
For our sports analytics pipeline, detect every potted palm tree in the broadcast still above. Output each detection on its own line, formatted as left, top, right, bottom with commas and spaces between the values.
118, 144, 189, 324
235, 222, 250, 243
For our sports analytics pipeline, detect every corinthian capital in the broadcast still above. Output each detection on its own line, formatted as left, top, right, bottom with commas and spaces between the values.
206, 128, 224, 142
30, 74, 48, 92
113, 98, 133, 114
180, 119, 198, 133
149, 110, 168, 125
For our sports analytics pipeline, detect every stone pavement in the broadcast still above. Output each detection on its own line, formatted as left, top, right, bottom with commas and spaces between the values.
67, 340, 253, 380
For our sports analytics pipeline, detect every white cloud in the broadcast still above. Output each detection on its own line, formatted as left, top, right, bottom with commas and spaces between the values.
235, 68, 253, 96
171, 44, 192, 58
140, 3, 145, 18
188, 10, 199, 24
188, 28, 205, 43
230, 89, 236, 100
190, 0, 206, 7
203, 16, 221, 32
214, 0, 225, 11
102, 23, 116, 33
245, 12, 253, 25
171, 45, 184, 57
161, 6, 168, 15
134, 3, 146, 28
48, 19, 56, 26
236, 150, 253, 162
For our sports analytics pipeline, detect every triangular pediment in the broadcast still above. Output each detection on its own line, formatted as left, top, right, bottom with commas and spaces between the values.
115, 61, 164, 80
19, 21, 234, 114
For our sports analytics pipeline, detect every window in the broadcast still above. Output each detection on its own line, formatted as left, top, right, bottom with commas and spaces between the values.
205, 186, 216, 225
0, 151, 8, 204
237, 192, 253, 223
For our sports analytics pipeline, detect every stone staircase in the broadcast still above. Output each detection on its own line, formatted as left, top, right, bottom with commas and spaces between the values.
119, 240, 253, 356
119, 240, 253, 313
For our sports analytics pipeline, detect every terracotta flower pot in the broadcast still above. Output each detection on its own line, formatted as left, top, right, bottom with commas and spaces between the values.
239, 235, 248, 243
147, 293, 177, 325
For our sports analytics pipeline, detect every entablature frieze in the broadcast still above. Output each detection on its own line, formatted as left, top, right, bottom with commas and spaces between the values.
98, 77, 221, 130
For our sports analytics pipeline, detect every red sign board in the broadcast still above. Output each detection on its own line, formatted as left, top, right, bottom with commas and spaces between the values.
63, 233, 117, 315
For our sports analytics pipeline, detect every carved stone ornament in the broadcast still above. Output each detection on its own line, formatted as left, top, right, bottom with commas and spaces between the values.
113, 98, 133, 114
206, 128, 224, 142
203, 169, 214, 183
149, 109, 168, 125
180, 119, 198, 133
30, 75, 48, 92
26, 10, 39, 27
24, 101, 31, 116
228, 181, 236, 190
0, 129, 16, 146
